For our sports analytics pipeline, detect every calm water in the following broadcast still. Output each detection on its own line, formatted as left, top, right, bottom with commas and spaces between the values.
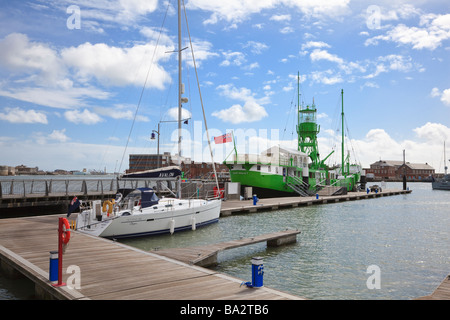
1, 182, 449, 300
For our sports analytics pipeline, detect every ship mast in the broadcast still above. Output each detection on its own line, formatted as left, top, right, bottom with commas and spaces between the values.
177, 0, 182, 198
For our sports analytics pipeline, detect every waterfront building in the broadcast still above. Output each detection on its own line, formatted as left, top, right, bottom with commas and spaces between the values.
365, 160, 435, 181
0, 166, 15, 176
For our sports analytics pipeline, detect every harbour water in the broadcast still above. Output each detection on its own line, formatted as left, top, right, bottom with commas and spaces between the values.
1, 182, 448, 300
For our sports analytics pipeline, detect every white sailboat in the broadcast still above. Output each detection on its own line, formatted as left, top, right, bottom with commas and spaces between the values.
75, 0, 221, 238
432, 141, 450, 191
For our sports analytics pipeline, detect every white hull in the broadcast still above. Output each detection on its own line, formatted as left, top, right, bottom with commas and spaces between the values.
76, 198, 221, 239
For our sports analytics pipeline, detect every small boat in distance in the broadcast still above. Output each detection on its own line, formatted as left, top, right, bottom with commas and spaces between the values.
432, 142, 450, 191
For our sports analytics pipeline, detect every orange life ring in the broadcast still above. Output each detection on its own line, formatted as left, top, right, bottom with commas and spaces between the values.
61, 218, 71, 244
102, 200, 114, 216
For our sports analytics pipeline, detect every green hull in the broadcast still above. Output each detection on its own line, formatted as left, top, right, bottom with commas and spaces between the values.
229, 170, 290, 193
228, 165, 360, 195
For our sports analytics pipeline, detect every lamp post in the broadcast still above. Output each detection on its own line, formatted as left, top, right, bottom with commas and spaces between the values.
151, 122, 161, 169
151, 118, 191, 169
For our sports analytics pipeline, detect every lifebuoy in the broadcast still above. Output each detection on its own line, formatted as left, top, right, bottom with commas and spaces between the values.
102, 200, 113, 216
61, 218, 71, 244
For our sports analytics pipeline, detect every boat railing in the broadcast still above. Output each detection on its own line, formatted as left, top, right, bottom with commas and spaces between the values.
230, 153, 292, 166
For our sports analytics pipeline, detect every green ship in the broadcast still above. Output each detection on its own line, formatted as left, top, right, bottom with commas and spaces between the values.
224, 75, 363, 198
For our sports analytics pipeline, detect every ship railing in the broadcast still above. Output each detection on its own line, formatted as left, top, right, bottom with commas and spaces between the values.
230, 154, 291, 166
287, 173, 313, 196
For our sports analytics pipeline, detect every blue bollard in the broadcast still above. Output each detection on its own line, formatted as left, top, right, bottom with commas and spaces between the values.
253, 194, 259, 205
49, 251, 58, 282
251, 257, 264, 288
315, 193, 319, 199
241, 257, 264, 288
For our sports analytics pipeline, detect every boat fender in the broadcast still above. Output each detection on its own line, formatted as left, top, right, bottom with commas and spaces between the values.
191, 216, 196, 231
102, 200, 113, 216
169, 219, 175, 234
61, 218, 71, 244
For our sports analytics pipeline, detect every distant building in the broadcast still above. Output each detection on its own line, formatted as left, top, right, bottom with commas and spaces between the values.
15, 165, 39, 175
364, 160, 434, 181
0, 166, 15, 176
397, 162, 435, 181
128, 153, 173, 172
127, 153, 229, 180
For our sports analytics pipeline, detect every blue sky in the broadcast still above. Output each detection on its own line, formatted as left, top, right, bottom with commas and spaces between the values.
0, 0, 449, 173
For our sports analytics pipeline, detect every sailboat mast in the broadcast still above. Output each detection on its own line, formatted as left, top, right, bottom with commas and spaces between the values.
341, 89, 345, 176
445, 141, 448, 175
177, 0, 182, 198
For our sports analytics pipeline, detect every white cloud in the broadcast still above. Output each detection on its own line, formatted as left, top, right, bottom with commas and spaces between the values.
318, 123, 450, 169
64, 109, 103, 125
61, 41, 172, 88
48, 129, 69, 142
413, 122, 450, 142
187, 0, 350, 25
308, 49, 421, 83
220, 51, 246, 67
280, 27, 294, 34
212, 84, 268, 124
430, 87, 450, 106
0, 107, 48, 124
310, 49, 344, 65
310, 70, 343, 85
243, 41, 269, 55
95, 105, 150, 122
365, 13, 450, 50
301, 41, 331, 50
52, 0, 159, 26
270, 14, 291, 22
185, 38, 219, 68
212, 101, 268, 124
0, 86, 110, 110
167, 107, 192, 121
0, 33, 64, 85
442, 89, 450, 106
0, 33, 111, 109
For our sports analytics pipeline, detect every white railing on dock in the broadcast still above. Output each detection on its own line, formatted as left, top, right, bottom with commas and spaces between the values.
0, 177, 220, 200
0, 178, 163, 198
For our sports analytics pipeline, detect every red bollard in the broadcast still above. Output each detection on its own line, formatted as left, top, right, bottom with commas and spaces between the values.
52, 217, 70, 287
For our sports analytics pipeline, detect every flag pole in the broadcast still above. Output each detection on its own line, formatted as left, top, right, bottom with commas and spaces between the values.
232, 130, 237, 160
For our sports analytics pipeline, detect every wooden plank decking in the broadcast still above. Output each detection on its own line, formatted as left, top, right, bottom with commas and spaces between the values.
220, 189, 411, 216
152, 229, 300, 267
0, 215, 303, 300
416, 274, 450, 300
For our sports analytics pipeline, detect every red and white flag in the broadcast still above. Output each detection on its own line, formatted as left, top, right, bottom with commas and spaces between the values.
214, 133, 232, 144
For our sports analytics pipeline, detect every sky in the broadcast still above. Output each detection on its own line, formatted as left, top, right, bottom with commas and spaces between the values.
0, 0, 449, 173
